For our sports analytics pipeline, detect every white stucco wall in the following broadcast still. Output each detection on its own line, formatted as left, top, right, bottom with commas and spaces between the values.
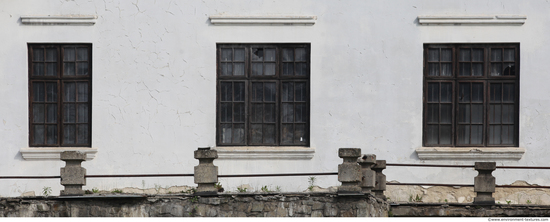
1, 0, 550, 197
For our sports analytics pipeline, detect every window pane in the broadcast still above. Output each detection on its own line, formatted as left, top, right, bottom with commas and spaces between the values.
504, 49, 514, 61
252, 48, 264, 61
77, 62, 88, 75
251, 104, 262, 123
221, 49, 232, 61
64, 48, 75, 61
252, 63, 263, 76
440, 104, 451, 123
504, 63, 515, 76
264, 63, 275, 76
502, 125, 514, 144
46, 104, 57, 123
221, 103, 231, 122
252, 83, 263, 102
459, 63, 471, 76
282, 103, 294, 122
295, 83, 306, 102
440, 125, 451, 145
33, 82, 45, 102
295, 124, 306, 143
441, 63, 452, 76
295, 48, 306, 61
221, 124, 232, 144
234, 82, 244, 102
459, 49, 471, 61
33, 48, 44, 61
265, 104, 276, 122
265, 49, 276, 61
296, 63, 308, 76
441, 49, 452, 62
64, 104, 76, 123
428, 63, 439, 76
282, 83, 294, 102
77, 83, 88, 102
281, 124, 293, 144
64, 124, 76, 144
490, 104, 502, 124
34, 125, 45, 144
46, 83, 57, 102
282, 48, 294, 61
221, 63, 232, 76
459, 83, 470, 102
472, 64, 483, 76
234, 49, 245, 61
64, 83, 76, 102
220, 82, 232, 101
33, 104, 44, 123
503, 84, 514, 102
233, 103, 244, 122
428, 49, 439, 62
77, 48, 88, 61
250, 124, 262, 144
426, 125, 438, 144
459, 104, 470, 123
77, 104, 88, 123
471, 125, 483, 144
283, 63, 294, 76
472, 49, 483, 62
490, 84, 502, 102
472, 83, 483, 102
491, 49, 502, 62
427, 104, 438, 123
45, 63, 57, 76
45, 48, 57, 62
234, 63, 245, 76
489, 125, 501, 144
264, 83, 276, 102
46, 125, 57, 145
64, 63, 75, 76
77, 124, 89, 144
427, 83, 438, 102
295, 103, 306, 123
502, 104, 514, 123
491, 63, 502, 76
458, 125, 470, 144
471, 104, 483, 124
232, 124, 244, 143
263, 124, 275, 144
33, 63, 44, 76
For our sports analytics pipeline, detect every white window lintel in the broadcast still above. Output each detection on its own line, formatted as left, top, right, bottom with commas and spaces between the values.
20, 147, 98, 161
214, 146, 314, 160
21, 15, 97, 25
418, 14, 526, 25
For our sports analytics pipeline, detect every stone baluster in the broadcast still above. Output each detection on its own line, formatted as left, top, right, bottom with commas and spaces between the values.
194, 147, 218, 196
357, 154, 376, 194
60, 151, 87, 196
371, 160, 386, 199
337, 148, 362, 195
473, 162, 496, 205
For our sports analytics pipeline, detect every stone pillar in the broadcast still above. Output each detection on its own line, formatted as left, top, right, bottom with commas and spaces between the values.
474, 162, 496, 205
337, 148, 362, 195
357, 154, 376, 194
372, 160, 386, 199
194, 147, 218, 196
60, 151, 86, 196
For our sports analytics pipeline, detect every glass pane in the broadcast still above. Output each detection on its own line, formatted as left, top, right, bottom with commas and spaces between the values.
428, 63, 439, 76
252, 63, 263, 76
64, 63, 75, 76
295, 124, 306, 143
34, 125, 44, 144
441, 104, 451, 123
491, 49, 502, 62
282, 48, 294, 61
221, 124, 232, 144
489, 125, 501, 145
33, 48, 44, 61
472, 49, 483, 62
282, 124, 293, 144
250, 124, 262, 144
77, 104, 88, 123
77, 48, 88, 61
503, 84, 514, 102
472, 83, 483, 102
296, 63, 308, 76
46, 104, 57, 123
232, 124, 244, 143
490, 84, 502, 102
234, 63, 245, 76
33, 104, 44, 123
295, 48, 306, 61
502, 105, 514, 123
64, 48, 75, 61
459, 83, 470, 102
471, 104, 483, 124
459, 49, 471, 61
283, 63, 294, 76
265, 83, 276, 102
234, 49, 245, 61
233, 103, 244, 122
252, 83, 263, 102
264, 63, 275, 76
428, 49, 439, 62
220, 82, 232, 101
220, 103, 231, 122
33, 63, 44, 76
77, 62, 88, 75
252, 48, 264, 61
504, 49, 514, 61
263, 124, 275, 144
282, 103, 294, 122
45, 48, 57, 62
426, 125, 438, 144
440, 125, 451, 145
458, 125, 470, 144
295, 103, 306, 123
459, 63, 471, 76
441, 63, 452, 76
64, 124, 76, 144
491, 63, 502, 76
77, 83, 88, 102
471, 125, 483, 144
265, 104, 276, 122
265, 49, 276, 61
234, 82, 244, 102
64, 104, 76, 123
427, 104, 438, 123
295, 82, 306, 101
46, 83, 57, 102
64, 83, 76, 102
221, 49, 232, 61
77, 124, 89, 144
504, 63, 515, 76
33, 82, 45, 102
490, 104, 502, 124
221, 63, 232, 76
45, 63, 57, 76
502, 125, 514, 144
472, 64, 483, 76
282, 83, 294, 102
441, 49, 452, 62
427, 83, 439, 102
251, 104, 262, 123
46, 125, 57, 145
459, 104, 470, 123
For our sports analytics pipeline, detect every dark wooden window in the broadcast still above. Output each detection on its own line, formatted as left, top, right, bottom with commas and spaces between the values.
29, 44, 92, 147
217, 44, 310, 146
423, 43, 519, 147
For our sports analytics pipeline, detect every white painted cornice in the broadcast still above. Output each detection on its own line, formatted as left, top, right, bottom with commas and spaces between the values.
20, 147, 98, 160
21, 15, 97, 25
214, 146, 314, 160
418, 15, 526, 25
209, 15, 316, 25
416, 147, 525, 161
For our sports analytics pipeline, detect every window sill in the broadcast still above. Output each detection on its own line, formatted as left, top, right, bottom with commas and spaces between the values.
213, 146, 314, 160
20, 147, 98, 161
416, 147, 525, 161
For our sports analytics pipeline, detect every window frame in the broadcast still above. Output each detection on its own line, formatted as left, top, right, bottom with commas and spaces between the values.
28, 43, 92, 147
423, 43, 519, 147
216, 43, 310, 147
